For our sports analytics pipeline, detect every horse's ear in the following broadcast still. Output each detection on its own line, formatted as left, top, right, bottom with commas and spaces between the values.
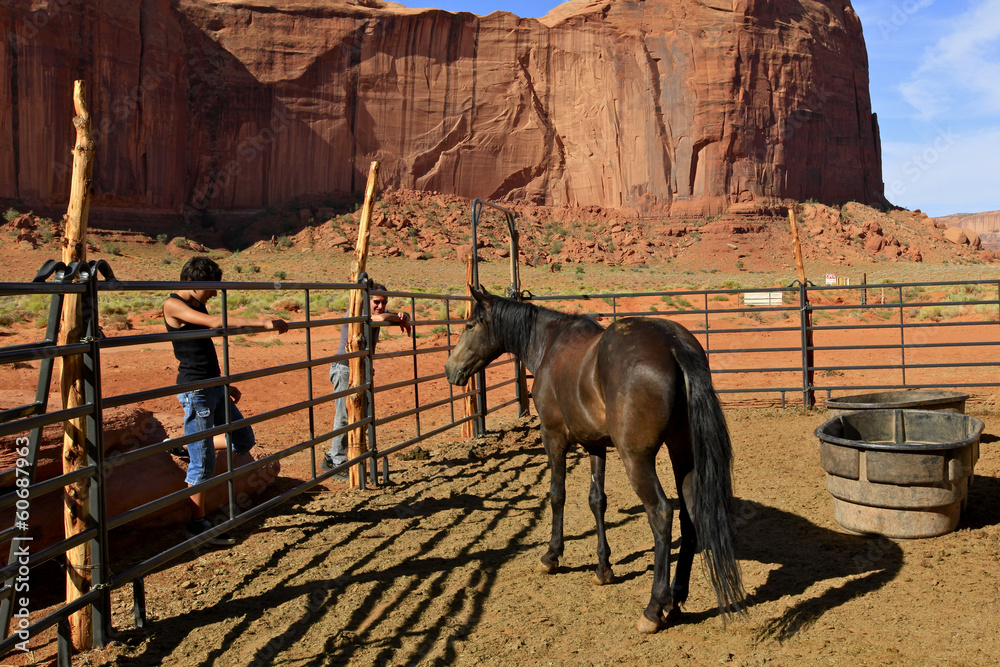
470, 285, 491, 306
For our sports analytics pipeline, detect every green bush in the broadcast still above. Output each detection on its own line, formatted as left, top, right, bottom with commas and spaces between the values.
157, 233, 169, 244
3, 208, 20, 222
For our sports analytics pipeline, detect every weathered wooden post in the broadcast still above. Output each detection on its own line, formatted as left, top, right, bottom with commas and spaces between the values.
461, 253, 478, 439
346, 161, 380, 487
59, 80, 96, 651
788, 207, 815, 407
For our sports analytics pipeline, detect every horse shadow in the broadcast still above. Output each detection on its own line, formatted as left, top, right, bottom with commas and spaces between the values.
726, 498, 904, 641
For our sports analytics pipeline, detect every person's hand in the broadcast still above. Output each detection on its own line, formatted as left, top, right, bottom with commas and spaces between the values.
229, 386, 242, 404
395, 312, 411, 335
264, 319, 289, 333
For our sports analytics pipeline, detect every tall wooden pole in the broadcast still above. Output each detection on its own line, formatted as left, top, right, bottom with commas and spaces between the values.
346, 161, 380, 487
461, 254, 478, 439
789, 207, 815, 406
59, 80, 96, 651
788, 208, 807, 285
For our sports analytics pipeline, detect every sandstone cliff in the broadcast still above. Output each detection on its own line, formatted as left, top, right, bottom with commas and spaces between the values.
1, 0, 884, 220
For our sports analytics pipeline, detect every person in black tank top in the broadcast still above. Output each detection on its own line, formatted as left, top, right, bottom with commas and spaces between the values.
163, 257, 289, 546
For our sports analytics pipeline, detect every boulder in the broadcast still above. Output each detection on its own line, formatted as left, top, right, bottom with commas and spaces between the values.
0, 395, 279, 552
943, 227, 970, 245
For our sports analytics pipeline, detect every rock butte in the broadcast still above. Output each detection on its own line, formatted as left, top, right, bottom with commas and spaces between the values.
0, 0, 884, 220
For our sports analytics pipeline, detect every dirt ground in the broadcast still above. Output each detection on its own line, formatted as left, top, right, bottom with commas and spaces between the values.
5, 402, 994, 667
93, 406, 1000, 666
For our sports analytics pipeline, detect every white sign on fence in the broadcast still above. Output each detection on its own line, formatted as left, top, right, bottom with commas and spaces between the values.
742, 291, 783, 306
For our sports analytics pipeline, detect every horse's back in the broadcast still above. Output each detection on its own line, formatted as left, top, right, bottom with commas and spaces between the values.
596, 317, 696, 448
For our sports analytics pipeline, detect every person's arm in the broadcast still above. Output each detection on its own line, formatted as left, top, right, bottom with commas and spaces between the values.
163, 298, 289, 333
373, 310, 411, 335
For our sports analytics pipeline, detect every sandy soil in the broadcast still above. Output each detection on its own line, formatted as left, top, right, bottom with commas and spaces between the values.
37, 404, 993, 667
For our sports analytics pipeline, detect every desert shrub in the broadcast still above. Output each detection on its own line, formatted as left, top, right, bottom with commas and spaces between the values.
103, 313, 133, 331
273, 270, 287, 280
100, 303, 129, 316
278, 235, 293, 249
915, 306, 942, 322
720, 279, 742, 289
940, 306, 962, 319
171, 237, 188, 248
3, 208, 20, 222
973, 304, 999, 317
270, 296, 303, 312
157, 233, 169, 244
250, 264, 261, 274
103, 242, 122, 256
224, 292, 252, 309
710, 294, 729, 302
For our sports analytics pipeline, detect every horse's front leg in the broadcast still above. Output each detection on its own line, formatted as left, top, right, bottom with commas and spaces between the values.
539, 433, 569, 574
589, 451, 614, 585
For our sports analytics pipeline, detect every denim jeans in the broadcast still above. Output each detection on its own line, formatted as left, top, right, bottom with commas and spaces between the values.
327, 362, 350, 466
177, 385, 254, 485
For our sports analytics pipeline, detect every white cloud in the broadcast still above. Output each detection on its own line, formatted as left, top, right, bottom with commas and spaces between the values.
900, 0, 1000, 119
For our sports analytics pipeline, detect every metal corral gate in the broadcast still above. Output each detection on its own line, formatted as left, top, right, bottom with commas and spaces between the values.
3, 259, 1000, 661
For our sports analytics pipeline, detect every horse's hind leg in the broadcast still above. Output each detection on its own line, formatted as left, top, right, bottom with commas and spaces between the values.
588, 451, 614, 585
670, 470, 698, 615
539, 432, 569, 574
624, 462, 674, 634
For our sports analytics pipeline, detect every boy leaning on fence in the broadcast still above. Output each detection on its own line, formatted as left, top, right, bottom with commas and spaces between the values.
163, 257, 289, 546
321, 281, 411, 478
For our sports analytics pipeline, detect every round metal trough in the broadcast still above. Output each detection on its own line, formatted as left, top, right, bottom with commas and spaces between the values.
815, 409, 983, 539
824, 390, 969, 418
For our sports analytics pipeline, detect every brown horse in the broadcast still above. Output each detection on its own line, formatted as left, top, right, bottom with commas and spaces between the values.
444, 287, 745, 632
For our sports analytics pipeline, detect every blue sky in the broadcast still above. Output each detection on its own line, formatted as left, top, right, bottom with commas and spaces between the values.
394, 0, 999, 217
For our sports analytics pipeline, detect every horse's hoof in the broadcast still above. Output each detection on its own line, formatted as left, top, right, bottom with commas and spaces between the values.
635, 613, 663, 634
592, 568, 615, 586
537, 559, 559, 574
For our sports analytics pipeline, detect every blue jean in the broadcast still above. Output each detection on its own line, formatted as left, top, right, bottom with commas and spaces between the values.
327, 362, 350, 466
178, 386, 254, 485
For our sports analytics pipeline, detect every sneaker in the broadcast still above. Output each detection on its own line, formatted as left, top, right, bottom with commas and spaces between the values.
320, 454, 335, 471
170, 446, 189, 459
186, 517, 236, 547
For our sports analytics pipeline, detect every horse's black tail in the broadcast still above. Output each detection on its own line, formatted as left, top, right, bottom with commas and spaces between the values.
669, 329, 746, 621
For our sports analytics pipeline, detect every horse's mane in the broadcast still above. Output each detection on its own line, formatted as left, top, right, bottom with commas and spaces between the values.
488, 296, 599, 359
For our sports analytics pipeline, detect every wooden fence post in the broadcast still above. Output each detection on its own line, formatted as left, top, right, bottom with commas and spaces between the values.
346, 161, 380, 487
59, 79, 96, 651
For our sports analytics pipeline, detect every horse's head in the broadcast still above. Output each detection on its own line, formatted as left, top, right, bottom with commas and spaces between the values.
444, 286, 502, 386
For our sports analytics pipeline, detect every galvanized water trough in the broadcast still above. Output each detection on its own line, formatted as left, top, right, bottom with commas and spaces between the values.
824, 389, 969, 417
815, 409, 983, 539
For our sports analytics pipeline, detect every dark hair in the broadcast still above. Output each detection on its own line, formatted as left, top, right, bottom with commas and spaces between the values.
180, 257, 223, 282
371, 281, 387, 292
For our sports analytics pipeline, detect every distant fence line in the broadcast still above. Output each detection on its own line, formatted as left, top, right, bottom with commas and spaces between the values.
3, 259, 1000, 661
